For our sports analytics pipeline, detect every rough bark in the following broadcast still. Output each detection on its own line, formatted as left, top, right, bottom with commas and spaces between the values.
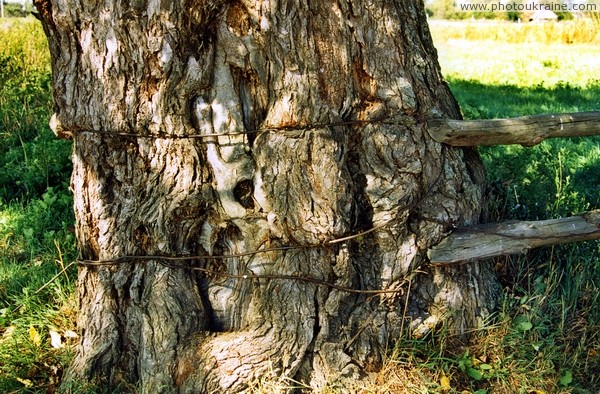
34, 0, 498, 391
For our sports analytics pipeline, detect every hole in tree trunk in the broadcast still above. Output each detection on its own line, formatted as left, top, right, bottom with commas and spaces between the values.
233, 179, 254, 209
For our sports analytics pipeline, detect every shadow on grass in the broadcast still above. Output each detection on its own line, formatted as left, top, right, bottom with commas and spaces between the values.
444, 79, 600, 393
446, 78, 600, 120
445, 78, 600, 221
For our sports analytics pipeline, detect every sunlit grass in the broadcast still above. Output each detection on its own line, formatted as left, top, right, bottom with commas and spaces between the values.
437, 40, 600, 89
429, 18, 600, 45
432, 26, 600, 221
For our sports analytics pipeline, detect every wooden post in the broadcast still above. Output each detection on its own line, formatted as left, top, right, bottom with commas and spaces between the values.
428, 211, 600, 264
428, 111, 600, 147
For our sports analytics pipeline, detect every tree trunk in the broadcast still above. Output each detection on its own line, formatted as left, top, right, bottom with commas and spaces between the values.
35, 0, 499, 391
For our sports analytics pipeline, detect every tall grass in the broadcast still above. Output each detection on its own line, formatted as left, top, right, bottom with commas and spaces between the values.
0, 18, 72, 202
0, 18, 77, 392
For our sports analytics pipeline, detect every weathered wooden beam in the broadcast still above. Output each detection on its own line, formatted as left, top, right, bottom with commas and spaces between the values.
428, 211, 600, 265
428, 111, 600, 147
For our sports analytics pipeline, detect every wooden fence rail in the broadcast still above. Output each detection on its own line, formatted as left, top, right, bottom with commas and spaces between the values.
428, 111, 600, 147
428, 211, 600, 265
427, 110, 600, 263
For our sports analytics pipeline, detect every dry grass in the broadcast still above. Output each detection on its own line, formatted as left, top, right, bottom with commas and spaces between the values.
429, 18, 600, 45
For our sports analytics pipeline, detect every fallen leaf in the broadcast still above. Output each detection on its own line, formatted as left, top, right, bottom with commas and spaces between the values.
1, 326, 16, 342
440, 374, 451, 390
588, 348, 597, 357
16, 377, 33, 387
29, 325, 41, 346
49, 329, 63, 348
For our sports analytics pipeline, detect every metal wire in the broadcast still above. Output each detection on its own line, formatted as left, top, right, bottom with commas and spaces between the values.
71, 118, 392, 139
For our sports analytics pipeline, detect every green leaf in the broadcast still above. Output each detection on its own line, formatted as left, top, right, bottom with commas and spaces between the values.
479, 363, 493, 370
560, 370, 573, 386
513, 314, 528, 323
23, 227, 34, 239
42, 190, 57, 207
467, 366, 484, 381
514, 315, 533, 332
517, 321, 533, 332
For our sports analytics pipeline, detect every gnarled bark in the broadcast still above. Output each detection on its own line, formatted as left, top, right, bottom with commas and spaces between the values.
35, 0, 499, 391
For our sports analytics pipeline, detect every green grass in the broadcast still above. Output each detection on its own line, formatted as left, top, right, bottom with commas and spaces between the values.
0, 18, 77, 392
1, 16, 599, 393
0, 18, 72, 202
418, 20, 600, 393
432, 22, 600, 222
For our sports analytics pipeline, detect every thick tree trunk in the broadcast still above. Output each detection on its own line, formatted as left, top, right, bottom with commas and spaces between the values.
35, 0, 498, 391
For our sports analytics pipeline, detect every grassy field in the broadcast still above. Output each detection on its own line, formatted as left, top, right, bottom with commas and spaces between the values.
0, 18, 77, 393
431, 19, 600, 223
0, 17, 599, 393
412, 20, 600, 393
